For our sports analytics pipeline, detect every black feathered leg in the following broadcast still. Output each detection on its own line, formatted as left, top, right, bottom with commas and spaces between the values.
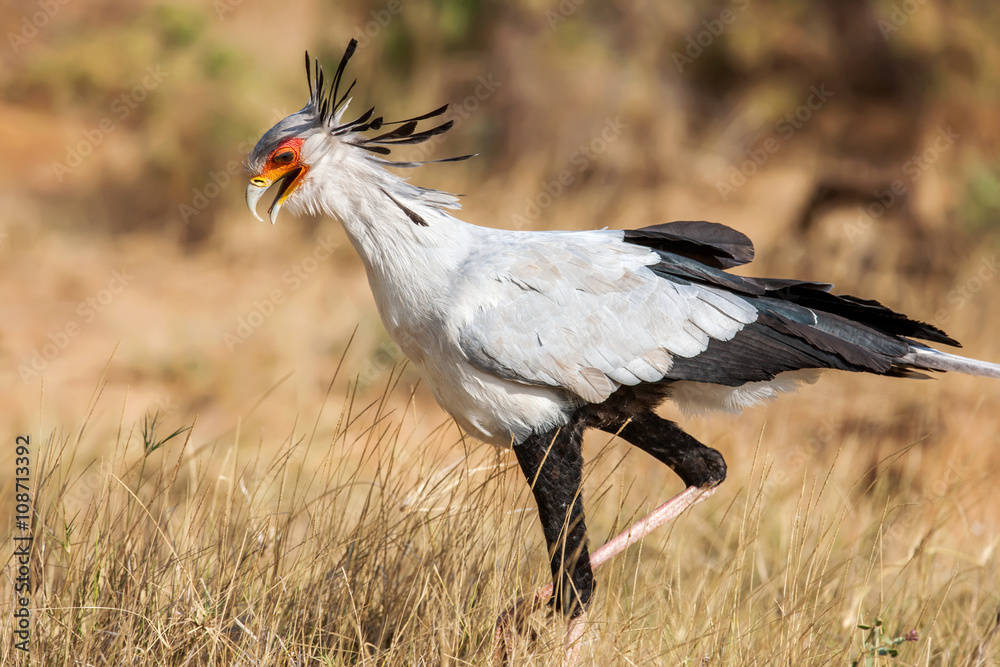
612, 411, 727, 489
493, 404, 721, 665
506, 410, 722, 622
513, 423, 593, 618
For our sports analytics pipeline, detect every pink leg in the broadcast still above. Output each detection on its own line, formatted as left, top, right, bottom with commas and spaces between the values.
490, 485, 715, 665
564, 611, 587, 665
590, 485, 716, 568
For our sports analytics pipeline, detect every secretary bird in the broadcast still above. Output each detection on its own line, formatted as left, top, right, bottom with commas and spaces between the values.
245, 40, 1000, 663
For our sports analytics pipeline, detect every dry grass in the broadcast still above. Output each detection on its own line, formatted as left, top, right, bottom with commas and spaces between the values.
3, 346, 999, 665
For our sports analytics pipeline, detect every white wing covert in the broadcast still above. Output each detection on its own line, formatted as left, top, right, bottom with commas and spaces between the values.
456, 231, 758, 404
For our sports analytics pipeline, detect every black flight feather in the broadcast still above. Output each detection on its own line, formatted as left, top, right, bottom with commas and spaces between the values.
625, 221, 755, 269
618, 218, 961, 384
756, 283, 958, 347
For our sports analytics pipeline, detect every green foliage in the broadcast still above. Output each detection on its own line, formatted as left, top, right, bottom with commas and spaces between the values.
432, 0, 488, 50
851, 618, 918, 667
152, 3, 206, 48
959, 158, 1000, 233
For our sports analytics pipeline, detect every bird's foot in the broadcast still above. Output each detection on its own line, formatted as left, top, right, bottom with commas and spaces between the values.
490, 583, 550, 665
491, 582, 586, 666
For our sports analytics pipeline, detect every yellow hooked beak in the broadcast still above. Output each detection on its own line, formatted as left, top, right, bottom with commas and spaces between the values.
245, 165, 307, 225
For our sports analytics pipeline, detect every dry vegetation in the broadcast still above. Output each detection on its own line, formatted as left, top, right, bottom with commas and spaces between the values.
4, 356, 1000, 665
2, 0, 1000, 664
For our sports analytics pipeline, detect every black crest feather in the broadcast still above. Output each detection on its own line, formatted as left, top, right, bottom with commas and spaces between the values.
303, 41, 474, 167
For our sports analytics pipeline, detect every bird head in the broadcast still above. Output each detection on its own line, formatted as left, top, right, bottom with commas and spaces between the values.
245, 40, 471, 225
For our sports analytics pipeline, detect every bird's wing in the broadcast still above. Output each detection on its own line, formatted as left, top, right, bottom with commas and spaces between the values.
457, 221, 963, 405
454, 229, 759, 403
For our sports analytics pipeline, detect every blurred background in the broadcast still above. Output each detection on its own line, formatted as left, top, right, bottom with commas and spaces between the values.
2, 0, 999, 466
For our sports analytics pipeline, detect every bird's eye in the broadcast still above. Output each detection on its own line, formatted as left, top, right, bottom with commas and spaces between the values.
273, 150, 295, 164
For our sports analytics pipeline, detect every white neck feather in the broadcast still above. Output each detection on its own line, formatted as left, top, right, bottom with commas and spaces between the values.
290, 143, 477, 345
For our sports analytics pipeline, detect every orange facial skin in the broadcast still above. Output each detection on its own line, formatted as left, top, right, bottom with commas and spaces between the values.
250, 137, 308, 197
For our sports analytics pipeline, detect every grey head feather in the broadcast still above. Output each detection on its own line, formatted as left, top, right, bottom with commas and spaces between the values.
246, 40, 475, 201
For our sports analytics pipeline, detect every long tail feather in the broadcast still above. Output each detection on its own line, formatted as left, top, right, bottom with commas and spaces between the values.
900, 344, 1000, 379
